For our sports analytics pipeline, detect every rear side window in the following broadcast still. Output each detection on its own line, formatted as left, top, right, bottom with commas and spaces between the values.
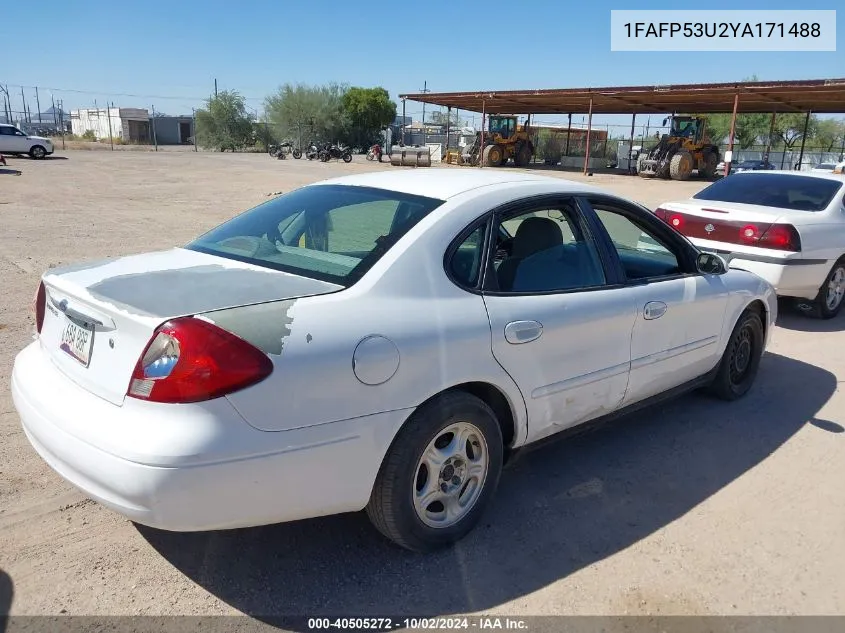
694, 173, 843, 212
187, 184, 444, 286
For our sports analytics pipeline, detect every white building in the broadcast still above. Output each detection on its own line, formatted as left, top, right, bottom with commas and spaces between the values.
70, 108, 151, 142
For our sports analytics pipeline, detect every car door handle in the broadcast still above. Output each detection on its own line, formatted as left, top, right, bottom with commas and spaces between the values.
504, 320, 543, 344
643, 301, 668, 320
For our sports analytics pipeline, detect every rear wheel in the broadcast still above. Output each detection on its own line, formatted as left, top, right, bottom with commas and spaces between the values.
806, 259, 845, 319
292, 148, 302, 159
30, 145, 47, 160
515, 143, 532, 167
707, 309, 764, 401
700, 151, 718, 178
342, 152, 352, 163
366, 392, 503, 552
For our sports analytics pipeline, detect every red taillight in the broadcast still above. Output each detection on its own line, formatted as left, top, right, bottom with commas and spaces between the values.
34, 282, 46, 333
655, 209, 801, 252
127, 317, 273, 404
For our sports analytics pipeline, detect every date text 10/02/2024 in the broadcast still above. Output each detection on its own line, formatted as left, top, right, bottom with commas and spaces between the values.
307, 617, 529, 630
623, 22, 821, 38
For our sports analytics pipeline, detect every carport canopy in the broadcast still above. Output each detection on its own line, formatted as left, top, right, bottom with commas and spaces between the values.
399, 78, 845, 115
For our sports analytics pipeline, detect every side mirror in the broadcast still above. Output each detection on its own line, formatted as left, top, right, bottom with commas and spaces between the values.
696, 251, 727, 275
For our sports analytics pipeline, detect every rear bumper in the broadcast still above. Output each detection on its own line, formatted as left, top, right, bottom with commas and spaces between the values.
693, 242, 829, 300
12, 341, 411, 531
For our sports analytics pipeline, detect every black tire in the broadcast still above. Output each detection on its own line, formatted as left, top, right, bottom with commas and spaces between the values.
292, 148, 302, 159
482, 144, 503, 167
804, 258, 845, 319
30, 145, 47, 160
319, 151, 329, 162
707, 309, 765, 401
700, 151, 718, 179
366, 392, 504, 552
515, 143, 532, 167
342, 152, 352, 163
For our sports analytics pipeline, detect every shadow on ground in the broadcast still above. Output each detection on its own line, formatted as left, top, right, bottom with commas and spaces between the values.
776, 300, 845, 333
0, 568, 13, 628
140, 352, 834, 625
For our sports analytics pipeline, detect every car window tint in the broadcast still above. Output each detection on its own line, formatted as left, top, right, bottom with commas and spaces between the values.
0, 127, 14, 136
186, 184, 444, 286
495, 206, 605, 293
449, 224, 486, 288
592, 207, 681, 280
694, 173, 843, 211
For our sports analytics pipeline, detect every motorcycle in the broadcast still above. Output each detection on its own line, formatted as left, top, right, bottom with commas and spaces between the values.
319, 143, 353, 163
304, 142, 320, 160
366, 143, 383, 162
269, 141, 294, 159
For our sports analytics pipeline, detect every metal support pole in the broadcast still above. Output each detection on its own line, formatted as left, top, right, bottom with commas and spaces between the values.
602, 125, 608, 162
151, 105, 158, 151
479, 99, 486, 169
839, 131, 845, 162
797, 110, 811, 170
724, 93, 740, 177
445, 106, 451, 153
35, 87, 42, 124
51, 95, 57, 128
583, 98, 593, 175
401, 99, 406, 146
192, 109, 198, 151
106, 102, 114, 150
764, 112, 776, 164
20, 86, 27, 124
58, 100, 65, 149
565, 113, 572, 156
628, 113, 637, 174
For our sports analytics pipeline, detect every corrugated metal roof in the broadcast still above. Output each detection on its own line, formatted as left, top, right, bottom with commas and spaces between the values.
399, 78, 845, 115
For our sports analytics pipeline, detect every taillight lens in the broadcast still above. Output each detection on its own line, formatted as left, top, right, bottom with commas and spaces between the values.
127, 317, 273, 404
34, 282, 46, 334
654, 209, 801, 252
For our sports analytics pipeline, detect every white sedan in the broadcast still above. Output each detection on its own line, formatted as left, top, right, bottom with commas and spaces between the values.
12, 170, 776, 552
655, 170, 845, 319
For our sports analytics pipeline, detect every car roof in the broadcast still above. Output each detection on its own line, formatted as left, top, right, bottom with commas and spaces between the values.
309, 168, 603, 199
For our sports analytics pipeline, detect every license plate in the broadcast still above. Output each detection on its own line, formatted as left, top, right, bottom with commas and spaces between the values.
60, 317, 95, 367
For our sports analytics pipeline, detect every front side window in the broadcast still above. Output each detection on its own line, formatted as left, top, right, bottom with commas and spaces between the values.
187, 184, 444, 286
492, 204, 605, 293
0, 127, 14, 136
591, 205, 682, 280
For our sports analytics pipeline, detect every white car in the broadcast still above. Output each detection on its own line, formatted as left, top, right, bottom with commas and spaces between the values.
812, 162, 838, 173
0, 123, 54, 159
833, 161, 845, 175
656, 170, 845, 318
12, 170, 777, 551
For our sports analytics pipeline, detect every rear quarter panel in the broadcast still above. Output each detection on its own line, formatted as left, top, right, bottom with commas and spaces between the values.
717, 269, 778, 352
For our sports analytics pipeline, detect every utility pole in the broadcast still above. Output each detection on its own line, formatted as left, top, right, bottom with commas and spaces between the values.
35, 87, 42, 123
0, 84, 9, 122
214, 79, 218, 97
151, 105, 158, 151
106, 101, 114, 150
20, 86, 27, 124
57, 99, 65, 149
419, 80, 430, 145
192, 108, 198, 152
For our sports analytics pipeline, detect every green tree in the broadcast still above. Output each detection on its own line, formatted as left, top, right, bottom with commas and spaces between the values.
813, 118, 845, 152
340, 87, 397, 149
195, 90, 254, 152
701, 113, 770, 148
773, 112, 818, 151
264, 82, 347, 146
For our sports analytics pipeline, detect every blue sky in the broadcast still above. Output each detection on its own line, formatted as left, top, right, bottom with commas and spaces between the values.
2, 0, 843, 134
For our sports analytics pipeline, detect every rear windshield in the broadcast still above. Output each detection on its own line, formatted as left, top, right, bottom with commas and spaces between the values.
186, 184, 444, 285
693, 173, 843, 212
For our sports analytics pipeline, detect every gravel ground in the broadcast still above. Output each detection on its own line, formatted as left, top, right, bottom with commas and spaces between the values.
0, 150, 843, 621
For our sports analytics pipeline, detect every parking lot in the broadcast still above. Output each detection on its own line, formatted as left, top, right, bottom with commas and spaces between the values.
0, 150, 843, 618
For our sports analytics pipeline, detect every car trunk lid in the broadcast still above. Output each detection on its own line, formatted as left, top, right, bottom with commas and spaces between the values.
37, 247, 342, 405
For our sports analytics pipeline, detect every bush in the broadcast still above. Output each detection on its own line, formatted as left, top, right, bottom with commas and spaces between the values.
81, 130, 96, 141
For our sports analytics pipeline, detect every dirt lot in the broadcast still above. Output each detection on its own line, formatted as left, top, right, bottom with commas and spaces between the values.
0, 150, 843, 619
